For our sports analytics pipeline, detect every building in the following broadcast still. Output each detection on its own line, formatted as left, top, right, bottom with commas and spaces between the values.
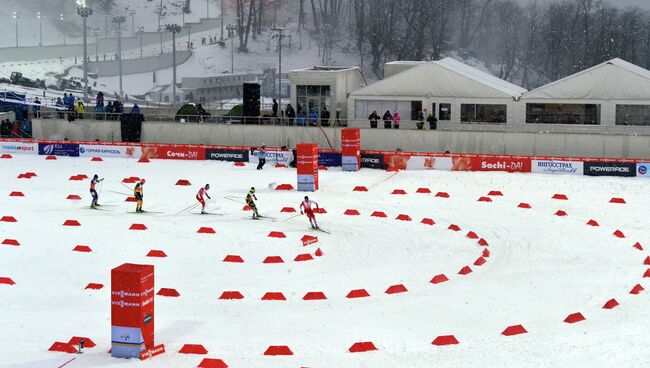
520, 58, 650, 126
181, 73, 259, 104
349, 58, 527, 127
289, 66, 365, 121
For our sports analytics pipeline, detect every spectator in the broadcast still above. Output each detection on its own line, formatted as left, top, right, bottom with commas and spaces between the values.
320, 106, 330, 127
427, 112, 438, 130
309, 110, 319, 126
296, 102, 304, 116
62, 93, 69, 108
393, 109, 401, 129
115, 100, 125, 115
285, 103, 296, 123
0, 120, 9, 137
382, 110, 393, 129
131, 104, 141, 115
21, 118, 31, 138
96, 92, 104, 108
272, 99, 278, 117
416, 111, 424, 130
55, 97, 64, 118
296, 111, 307, 126
75, 100, 85, 119
197, 103, 208, 122
94, 103, 105, 120
11, 121, 20, 137
336, 105, 342, 126
105, 101, 113, 120
368, 110, 379, 129
68, 94, 76, 111
32, 97, 41, 118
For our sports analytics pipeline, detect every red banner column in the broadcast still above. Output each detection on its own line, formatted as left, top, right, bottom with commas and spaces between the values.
111, 263, 160, 359
341, 128, 361, 171
297, 143, 319, 191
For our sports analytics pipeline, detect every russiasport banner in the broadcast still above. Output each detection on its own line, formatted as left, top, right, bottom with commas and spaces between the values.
79, 144, 130, 158
584, 161, 636, 177
38, 143, 80, 157
636, 163, 650, 177
205, 148, 249, 162
532, 160, 584, 175
0, 141, 37, 155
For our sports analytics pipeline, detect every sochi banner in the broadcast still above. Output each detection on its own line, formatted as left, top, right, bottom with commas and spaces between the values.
584, 161, 636, 177
636, 163, 650, 177
532, 160, 583, 175
133, 144, 205, 160
0, 141, 38, 155
38, 143, 79, 157
79, 144, 131, 158
465, 156, 531, 173
205, 148, 249, 162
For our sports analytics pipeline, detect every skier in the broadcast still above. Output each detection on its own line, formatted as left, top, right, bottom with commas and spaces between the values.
300, 196, 320, 229
89, 174, 104, 208
134, 178, 145, 213
251, 144, 267, 170
246, 187, 259, 219
196, 184, 211, 214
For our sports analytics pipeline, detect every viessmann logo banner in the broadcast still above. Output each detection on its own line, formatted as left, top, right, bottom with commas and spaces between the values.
0, 142, 38, 155
584, 161, 636, 177
532, 160, 583, 175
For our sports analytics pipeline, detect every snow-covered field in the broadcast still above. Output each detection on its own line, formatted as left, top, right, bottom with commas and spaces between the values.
0, 155, 649, 367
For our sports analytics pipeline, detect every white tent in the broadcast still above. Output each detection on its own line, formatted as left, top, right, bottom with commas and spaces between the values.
521, 58, 650, 125
349, 58, 526, 126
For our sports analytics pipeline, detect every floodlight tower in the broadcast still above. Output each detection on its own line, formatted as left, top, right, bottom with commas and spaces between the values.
77, 0, 94, 102
166, 24, 182, 107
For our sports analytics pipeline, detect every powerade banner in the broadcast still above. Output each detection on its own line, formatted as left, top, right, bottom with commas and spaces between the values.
319, 152, 342, 167
361, 153, 386, 169
532, 160, 583, 175
206, 149, 249, 162
584, 161, 636, 177
38, 143, 79, 157
79, 144, 130, 158
637, 163, 650, 177
0, 142, 37, 155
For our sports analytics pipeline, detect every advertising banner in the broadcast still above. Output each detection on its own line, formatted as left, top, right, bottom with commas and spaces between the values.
205, 148, 249, 162
0, 141, 38, 155
111, 263, 155, 359
79, 144, 130, 158
318, 151, 342, 167
249, 149, 293, 166
464, 156, 532, 173
636, 163, 650, 177
361, 153, 386, 170
341, 128, 361, 171
38, 143, 79, 157
297, 143, 319, 191
532, 160, 584, 175
383, 154, 452, 171
141, 144, 206, 160
584, 161, 636, 177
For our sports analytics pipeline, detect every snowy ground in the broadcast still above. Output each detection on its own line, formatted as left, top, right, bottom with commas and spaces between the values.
0, 155, 649, 367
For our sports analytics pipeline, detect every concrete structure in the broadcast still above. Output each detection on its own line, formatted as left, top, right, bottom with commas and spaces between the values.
350, 58, 526, 126
180, 73, 258, 104
289, 66, 365, 120
87, 51, 192, 77
30, 118, 650, 158
520, 58, 650, 126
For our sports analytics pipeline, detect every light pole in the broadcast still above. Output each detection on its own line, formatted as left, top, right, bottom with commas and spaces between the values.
12, 12, 19, 48
220, 0, 224, 40
59, 14, 66, 45
226, 24, 235, 74
271, 27, 285, 113
206, 0, 210, 18
91, 27, 100, 61
185, 24, 192, 49
77, 2, 93, 103
113, 15, 126, 98
166, 24, 181, 107
157, 0, 164, 54
37, 12, 42, 46
137, 26, 145, 58
130, 10, 136, 37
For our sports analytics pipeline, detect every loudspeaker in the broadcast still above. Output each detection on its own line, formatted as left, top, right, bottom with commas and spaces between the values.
243, 83, 260, 117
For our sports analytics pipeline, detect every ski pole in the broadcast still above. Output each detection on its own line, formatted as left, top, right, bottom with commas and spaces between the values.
223, 196, 246, 204
280, 213, 302, 222
176, 202, 200, 215
120, 182, 134, 192
106, 189, 132, 196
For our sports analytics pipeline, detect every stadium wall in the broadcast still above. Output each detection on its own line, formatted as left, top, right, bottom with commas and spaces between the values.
31, 118, 650, 159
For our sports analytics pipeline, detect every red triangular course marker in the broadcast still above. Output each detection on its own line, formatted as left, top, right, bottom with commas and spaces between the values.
219, 291, 244, 300
9, 191, 24, 197
1, 154, 12, 158
474, 257, 487, 266
477, 196, 492, 202
518, 203, 531, 209
0, 277, 16, 285
223, 255, 244, 263
263, 256, 284, 264
264, 345, 293, 356
63, 220, 80, 226
175, 179, 191, 186
371, 211, 387, 218
391, 189, 407, 195
488, 190, 503, 196
458, 266, 472, 275
262, 292, 286, 301
552, 194, 568, 200
157, 288, 180, 297
234, 162, 245, 167
48, 342, 76, 353
630, 284, 644, 295
448, 224, 461, 231
294, 253, 314, 262
482, 248, 491, 257
633, 242, 644, 251
275, 164, 287, 168
303, 291, 327, 300
501, 324, 527, 336
67, 194, 82, 200
125, 196, 137, 202
586, 219, 599, 227
432, 335, 459, 346
643, 269, 650, 278
198, 358, 229, 368
610, 197, 626, 204
73, 245, 92, 252
268, 231, 286, 238
421, 218, 435, 225
242, 205, 252, 211
315, 208, 327, 214
353, 186, 368, 192
416, 187, 432, 194
349, 342, 377, 353
436, 192, 450, 198
281, 207, 296, 213
91, 157, 103, 162
385, 284, 408, 294
45, 155, 57, 160
129, 223, 147, 230
430, 274, 449, 284
602, 298, 619, 309
396, 214, 412, 221
315, 248, 323, 257
644, 256, 650, 266
179, 344, 208, 354
85, 283, 103, 290
138, 157, 149, 163
2, 239, 20, 246
466, 231, 479, 239
346, 289, 370, 298
275, 184, 294, 191
564, 312, 586, 324
1, 216, 17, 222
555, 210, 568, 217
478, 238, 489, 246
197, 227, 216, 234
344, 209, 360, 216
146, 250, 167, 257
613, 230, 625, 238
68, 337, 96, 348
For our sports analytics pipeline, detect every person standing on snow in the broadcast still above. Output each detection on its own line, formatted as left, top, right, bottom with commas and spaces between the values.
196, 184, 211, 214
134, 178, 145, 213
246, 187, 259, 219
251, 144, 267, 170
300, 196, 320, 229
90, 174, 104, 208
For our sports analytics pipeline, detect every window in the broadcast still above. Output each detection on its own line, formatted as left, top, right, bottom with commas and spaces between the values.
526, 104, 600, 125
296, 85, 332, 116
461, 104, 507, 123
354, 100, 411, 120
616, 105, 650, 126
411, 101, 422, 120
439, 103, 451, 121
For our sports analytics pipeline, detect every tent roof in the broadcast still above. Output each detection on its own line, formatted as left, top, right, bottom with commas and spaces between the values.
351, 58, 526, 99
523, 58, 650, 100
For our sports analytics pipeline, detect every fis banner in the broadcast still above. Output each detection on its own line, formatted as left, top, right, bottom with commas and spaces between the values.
38, 143, 79, 157
636, 163, 650, 177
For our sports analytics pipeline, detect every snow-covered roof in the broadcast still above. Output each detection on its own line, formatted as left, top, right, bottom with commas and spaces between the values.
523, 58, 650, 100
351, 57, 526, 100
